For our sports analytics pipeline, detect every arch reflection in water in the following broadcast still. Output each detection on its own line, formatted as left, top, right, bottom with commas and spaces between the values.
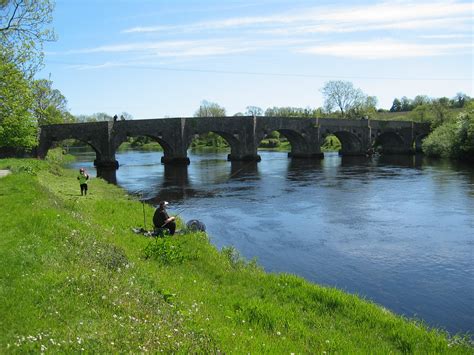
229, 161, 259, 180
147, 164, 196, 204
287, 158, 323, 182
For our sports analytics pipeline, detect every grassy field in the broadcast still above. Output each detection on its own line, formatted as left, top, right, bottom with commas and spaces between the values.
0, 157, 471, 353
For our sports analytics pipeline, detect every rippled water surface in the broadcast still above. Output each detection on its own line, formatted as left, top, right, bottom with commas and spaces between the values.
70, 149, 474, 334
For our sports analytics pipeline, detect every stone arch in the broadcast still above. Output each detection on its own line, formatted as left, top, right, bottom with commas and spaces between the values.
277, 129, 308, 152
324, 130, 362, 156
373, 131, 405, 154
114, 133, 174, 160
38, 135, 101, 160
414, 133, 428, 153
256, 128, 308, 156
184, 130, 240, 157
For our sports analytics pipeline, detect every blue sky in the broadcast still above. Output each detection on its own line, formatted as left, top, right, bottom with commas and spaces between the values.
39, 0, 473, 118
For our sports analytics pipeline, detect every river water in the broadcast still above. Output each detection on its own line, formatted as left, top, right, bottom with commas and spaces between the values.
70, 148, 474, 335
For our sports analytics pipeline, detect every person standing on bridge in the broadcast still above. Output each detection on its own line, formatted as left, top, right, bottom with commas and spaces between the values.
153, 201, 176, 236
77, 168, 89, 196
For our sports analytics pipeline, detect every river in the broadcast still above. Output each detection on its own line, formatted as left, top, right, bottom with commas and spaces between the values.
69, 148, 474, 335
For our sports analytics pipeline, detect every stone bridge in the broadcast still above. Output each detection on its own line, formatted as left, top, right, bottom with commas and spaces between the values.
37, 116, 430, 168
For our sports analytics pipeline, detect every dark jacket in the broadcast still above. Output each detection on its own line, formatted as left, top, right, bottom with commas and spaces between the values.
153, 208, 169, 229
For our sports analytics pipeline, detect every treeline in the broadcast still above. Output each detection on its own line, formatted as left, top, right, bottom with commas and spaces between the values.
389, 93, 470, 112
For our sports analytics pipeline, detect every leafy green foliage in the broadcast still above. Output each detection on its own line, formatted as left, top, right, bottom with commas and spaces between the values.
321, 80, 376, 118
265, 106, 323, 117
0, 53, 36, 149
423, 102, 474, 160
143, 238, 185, 265
391, 93, 471, 113
0, 0, 56, 77
194, 100, 226, 117
321, 134, 342, 152
31, 78, 69, 125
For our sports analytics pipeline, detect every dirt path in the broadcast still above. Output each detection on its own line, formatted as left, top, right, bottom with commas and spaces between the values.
0, 169, 11, 178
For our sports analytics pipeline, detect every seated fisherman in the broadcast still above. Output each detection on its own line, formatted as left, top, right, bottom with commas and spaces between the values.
153, 201, 176, 236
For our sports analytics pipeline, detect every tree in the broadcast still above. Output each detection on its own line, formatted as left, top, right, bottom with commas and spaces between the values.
31, 78, 68, 125
193, 101, 227, 148
0, 0, 56, 77
0, 52, 36, 149
400, 96, 413, 111
413, 95, 430, 108
453, 92, 470, 108
321, 81, 366, 117
423, 101, 474, 160
348, 95, 378, 118
120, 112, 133, 120
390, 98, 402, 112
194, 100, 226, 117
245, 106, 263, 116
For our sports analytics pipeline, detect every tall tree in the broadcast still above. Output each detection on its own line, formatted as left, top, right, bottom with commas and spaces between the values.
348, 95, 378, 118
0, 52, 36, 149
453, 92, 470, 108
390, 98, 402, 112
400, 96, 413, 111
321, 81, 366, 117
194, 100, 226, 117
193, 101, 227, 148
0, 0, 56, 77
31, 78, 68, 125
245, 106, 263, 116
413, 95, 430, 108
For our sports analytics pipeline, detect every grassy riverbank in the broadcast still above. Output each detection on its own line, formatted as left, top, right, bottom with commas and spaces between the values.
0, 158, 471, 353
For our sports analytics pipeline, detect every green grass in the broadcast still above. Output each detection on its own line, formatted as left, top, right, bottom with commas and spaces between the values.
0, 158, 472, 353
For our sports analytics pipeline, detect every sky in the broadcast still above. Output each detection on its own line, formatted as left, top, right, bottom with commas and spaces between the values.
39, 0, 473, 119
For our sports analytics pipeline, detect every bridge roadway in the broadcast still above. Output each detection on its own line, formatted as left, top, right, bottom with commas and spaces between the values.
38, 116, 430, 169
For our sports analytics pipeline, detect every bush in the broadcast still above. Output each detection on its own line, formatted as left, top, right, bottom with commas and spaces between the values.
423, 104, 474, 160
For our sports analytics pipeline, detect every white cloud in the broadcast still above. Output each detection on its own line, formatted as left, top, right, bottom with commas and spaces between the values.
299, 39, 473, 59
60, 38, 313, 58
122, 0, 473, 35
67, 62, 126, 70
419, 33, 473, 39
65, 39, 251, 57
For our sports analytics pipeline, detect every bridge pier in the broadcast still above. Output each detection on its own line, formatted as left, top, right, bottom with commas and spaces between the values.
288, 152, 324, 159
94, 159, 119, 169
161, 156, 191, 165
227, 153, 261, 162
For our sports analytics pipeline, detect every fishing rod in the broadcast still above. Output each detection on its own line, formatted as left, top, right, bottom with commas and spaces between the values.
141, 199, 147, 230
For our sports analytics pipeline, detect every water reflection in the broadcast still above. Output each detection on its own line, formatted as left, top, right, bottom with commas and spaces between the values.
229, 161, 259, 180
96, 167, 117, 184
146, 165, 200, 204
375, 153, 424, 168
